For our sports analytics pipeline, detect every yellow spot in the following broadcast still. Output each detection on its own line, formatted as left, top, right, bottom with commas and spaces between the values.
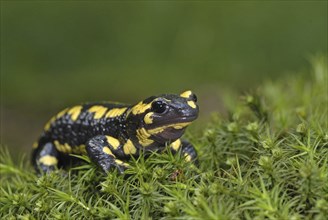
88, 105, 108, 119
106, 136, 120, 150
68, 106, 83, 121
170, 139, 181, 151
32, 142, 38, 149
72, 145, 87, 155
56, 108, 69, 118
115, 159, 123, 165
148, 122, 192, 135
187, 101, 197, 109
54, 140, 72, 153
136, 128, 154, 147
44, 108, 69, 131
139, 137, 154, 147
64, 143, 72, 153
115, 159, 130, 167
144, 112, 154, 124
105, 108, 127, 118
173, 122, 192, 130
39, 155, 58, 166
103, 147, 115, 157
148, 126, 164, 134
162, 98, 172, 103
56, 142, 86, 155
140, 139, 154, 147
44, 116, 56, 130
137, 127, 151, 139
131, 102, 151, 115
184, 153, 192, 162
54, 140, 61, 151
180, 90, 192, 98
123, 140, 137, 155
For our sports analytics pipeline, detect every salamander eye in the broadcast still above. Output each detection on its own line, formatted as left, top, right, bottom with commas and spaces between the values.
190, 93, 197, 102
151, 101, 167, 114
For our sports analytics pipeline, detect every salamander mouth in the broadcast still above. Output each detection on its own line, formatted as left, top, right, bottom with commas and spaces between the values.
179, 115, 198, 122
146, 114, 198, 129
154, 127, 186, 141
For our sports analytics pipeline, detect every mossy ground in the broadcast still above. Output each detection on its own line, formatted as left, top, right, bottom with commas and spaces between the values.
0, 56, 327, 219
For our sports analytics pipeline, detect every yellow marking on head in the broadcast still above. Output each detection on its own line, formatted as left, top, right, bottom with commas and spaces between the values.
140, 139, 154, 147
131, 102, 152, 115
106, 136, 120, 150
144, 112, 154, 124
173, 122, 192, 130
32, 142, 38, 149
180, 90, 192, 98
148, 122, 192, 135
105, 108, 127, 118
136, 127, 154, 147
103, 147, 115, 157
137, 127, 151, 139
148, 126, 164, 134
39, 155, 58, 166
184, 153, 192, 162
123, 139, 137, 155
80, 145, 87, 155
187, 101, 197, 109
170, 139, 181, 151
88, 105, 108, 119
68, 106, 83, 121
162, 98, 172, 102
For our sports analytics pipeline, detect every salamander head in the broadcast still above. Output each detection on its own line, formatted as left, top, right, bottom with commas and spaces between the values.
126, 90, 199, 146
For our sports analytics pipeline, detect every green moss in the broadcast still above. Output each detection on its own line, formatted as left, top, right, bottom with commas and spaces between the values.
1, 56, 327, 219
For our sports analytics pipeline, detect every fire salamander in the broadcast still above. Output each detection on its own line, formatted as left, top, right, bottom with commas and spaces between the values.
32, 91, 199, 174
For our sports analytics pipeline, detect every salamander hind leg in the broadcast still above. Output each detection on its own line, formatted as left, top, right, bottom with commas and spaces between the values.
180, 140, 198, 165
33, 142, 60, 174
86, 135, 129, 174
169, 139, 198, 164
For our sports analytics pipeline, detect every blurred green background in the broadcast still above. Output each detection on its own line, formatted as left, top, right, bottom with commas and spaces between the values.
1, 1, 327, 153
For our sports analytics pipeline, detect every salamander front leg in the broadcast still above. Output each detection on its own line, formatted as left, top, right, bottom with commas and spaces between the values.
33, 142, 60, 174
86, 135, 129, 174
169, 139, 198, 164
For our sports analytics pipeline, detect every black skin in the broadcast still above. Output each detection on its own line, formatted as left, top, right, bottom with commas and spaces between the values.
32, 91, 199, 174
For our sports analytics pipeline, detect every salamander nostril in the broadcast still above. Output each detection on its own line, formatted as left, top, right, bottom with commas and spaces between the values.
178, 107, 186, 114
